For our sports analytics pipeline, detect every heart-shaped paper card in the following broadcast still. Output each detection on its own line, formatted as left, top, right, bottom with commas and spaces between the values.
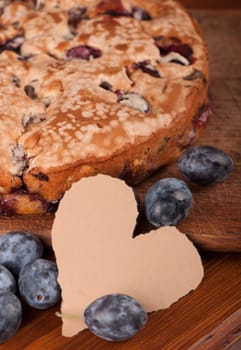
52, 175, 203, 337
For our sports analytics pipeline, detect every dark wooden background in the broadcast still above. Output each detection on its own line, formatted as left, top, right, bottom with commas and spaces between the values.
0, 3, 241, 350
181, 0, 241, 9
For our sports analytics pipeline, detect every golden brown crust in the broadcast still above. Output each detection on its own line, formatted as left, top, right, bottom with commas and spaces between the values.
0, 0, 209, 211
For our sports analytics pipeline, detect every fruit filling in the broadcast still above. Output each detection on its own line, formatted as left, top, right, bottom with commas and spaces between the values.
96, 0, 151, 20
0, 190, 59, 216
67, 7, 87, 31
133, 61, 161, 78
117, 92, 150, 113
0, 34, 24, 53
66, 45, 102, 60
155, 36, 195, 64
193, 105, 211, 128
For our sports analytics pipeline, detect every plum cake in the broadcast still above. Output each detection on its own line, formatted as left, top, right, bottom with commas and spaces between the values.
0, 0, 209, 214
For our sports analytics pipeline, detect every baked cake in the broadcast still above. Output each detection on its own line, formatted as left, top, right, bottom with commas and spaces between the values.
0, 0, 209, 215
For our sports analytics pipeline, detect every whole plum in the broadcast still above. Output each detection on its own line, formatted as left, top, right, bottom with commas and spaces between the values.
144, 178, 192, 227
0, 292, 22, 344
0, 231, 43, 275
178, 145, 233, 185
0, 264, 16, 294
84, 293, 147, 341
18, 258, 61, 310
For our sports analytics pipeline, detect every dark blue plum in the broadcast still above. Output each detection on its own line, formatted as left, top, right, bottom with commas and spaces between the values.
0, 292, 22, 344
0, 264, 16, 294
18, 258, 61, 310
144, 178, 192, 227
84, 294, 147, 342
0, 231, 44, 276
178, 145, 233, 185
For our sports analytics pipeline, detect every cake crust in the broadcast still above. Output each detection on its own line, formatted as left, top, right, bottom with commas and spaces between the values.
0, 0, 209, 212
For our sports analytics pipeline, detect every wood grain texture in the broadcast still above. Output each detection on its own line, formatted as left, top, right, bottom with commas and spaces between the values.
227, 337, 241, 350
0, 8, 241, 350
180, 0, 241, 9
188, 307, 241, 350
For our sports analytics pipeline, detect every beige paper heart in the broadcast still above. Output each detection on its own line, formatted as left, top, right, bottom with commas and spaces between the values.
52, 174, 203, 337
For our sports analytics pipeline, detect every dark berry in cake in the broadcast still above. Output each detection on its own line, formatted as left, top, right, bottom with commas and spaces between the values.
66, 45, 102, 60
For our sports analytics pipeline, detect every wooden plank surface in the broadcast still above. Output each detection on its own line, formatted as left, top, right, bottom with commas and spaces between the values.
188, 307, 241, 350
180, 0, 241, 9
0, 8, 241, 350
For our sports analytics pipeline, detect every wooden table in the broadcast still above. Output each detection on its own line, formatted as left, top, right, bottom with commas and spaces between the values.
0, 6, 241, 350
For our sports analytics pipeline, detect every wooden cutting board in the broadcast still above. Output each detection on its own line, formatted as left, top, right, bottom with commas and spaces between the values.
0, 10, 240, 253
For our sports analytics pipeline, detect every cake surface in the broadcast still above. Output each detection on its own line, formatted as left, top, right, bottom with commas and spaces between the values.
0, 0, 209, 214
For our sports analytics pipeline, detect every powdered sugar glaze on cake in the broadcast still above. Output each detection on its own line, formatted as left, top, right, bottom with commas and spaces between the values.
0, 0, 209, 211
